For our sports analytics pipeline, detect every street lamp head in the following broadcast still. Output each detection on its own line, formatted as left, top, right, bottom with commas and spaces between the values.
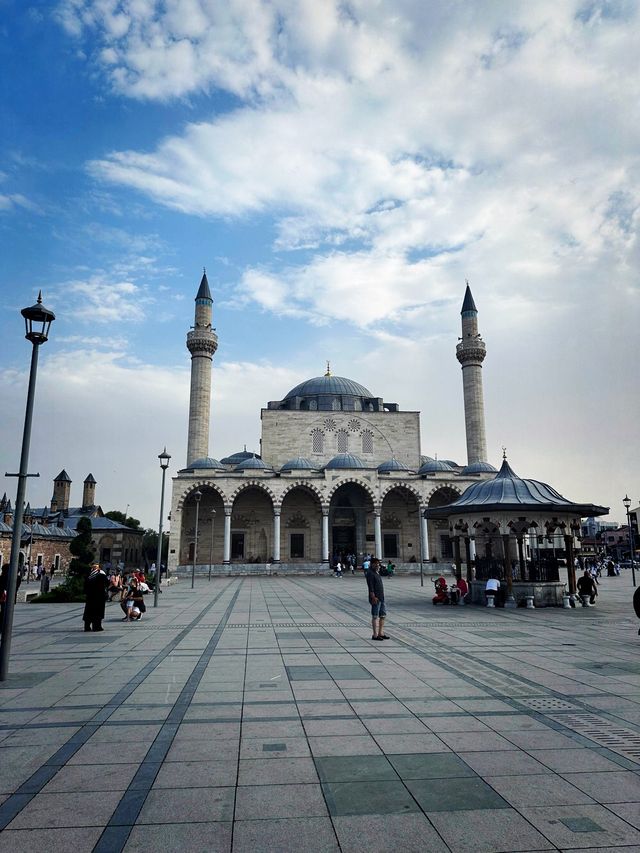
194, 490, 202, 503
623, 495, 631, 511
158, 447, 171, 470
21, 292, 55, 344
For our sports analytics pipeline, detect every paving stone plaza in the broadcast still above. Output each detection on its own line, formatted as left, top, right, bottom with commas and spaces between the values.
1, 574, 639, 853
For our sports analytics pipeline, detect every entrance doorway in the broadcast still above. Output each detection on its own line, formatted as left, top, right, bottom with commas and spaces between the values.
332, 526, 355, 559
329, 482, 374, 564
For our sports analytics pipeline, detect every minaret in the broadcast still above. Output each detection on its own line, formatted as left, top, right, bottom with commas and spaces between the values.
456, 283, 488, 465
186, 270, 218, 465
52, 469, 72, 513
82, 473, 96, 509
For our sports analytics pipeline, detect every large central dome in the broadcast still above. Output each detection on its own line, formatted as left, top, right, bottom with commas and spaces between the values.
284, 375, 373, 401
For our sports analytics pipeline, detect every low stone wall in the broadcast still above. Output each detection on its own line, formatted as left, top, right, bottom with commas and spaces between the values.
174, 562, 457, 577
470, 580, 565, 607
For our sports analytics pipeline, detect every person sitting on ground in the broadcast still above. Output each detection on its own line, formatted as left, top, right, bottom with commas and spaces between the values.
577, 569, 598, 605
457, 576, 469, 601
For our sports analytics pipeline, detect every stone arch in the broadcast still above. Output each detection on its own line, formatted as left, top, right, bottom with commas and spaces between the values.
229, 480, 276, 506
380, 482, 423, 503
426, 484, 462, 505
327, 477, 377, 505
279, 480, 325, 506
280, 484, 323, 562
176, 481, 229, 512
380, 484, 421, 563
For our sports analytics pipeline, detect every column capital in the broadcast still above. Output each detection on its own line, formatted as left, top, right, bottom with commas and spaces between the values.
224, 506, 232, 516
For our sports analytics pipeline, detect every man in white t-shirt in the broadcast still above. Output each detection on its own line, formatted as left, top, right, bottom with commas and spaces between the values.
485, 576, 500, 605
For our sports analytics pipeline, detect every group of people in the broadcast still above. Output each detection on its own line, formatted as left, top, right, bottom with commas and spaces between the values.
83, 564, 152, 631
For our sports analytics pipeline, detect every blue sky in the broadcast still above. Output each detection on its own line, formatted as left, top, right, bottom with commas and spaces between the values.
1, 0, 638, 528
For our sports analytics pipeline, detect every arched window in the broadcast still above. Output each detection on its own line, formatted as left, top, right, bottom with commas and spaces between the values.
332, 398, 341, 411
311, 428, 324, 454
336, 429, 349, 453
309, 400, 317, 410
362, 430, 374, 454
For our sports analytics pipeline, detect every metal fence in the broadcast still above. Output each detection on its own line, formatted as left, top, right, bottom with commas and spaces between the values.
474, 556, 560, 583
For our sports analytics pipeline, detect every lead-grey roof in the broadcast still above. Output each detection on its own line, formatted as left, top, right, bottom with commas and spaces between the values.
325, 453, 369, 470
460, 461, 498, 475
220, 449, 260, 465
189, 457, 225, 470
426, 458, 609, 517
234, 456, 272, 471
284, 375, 373, 400
378, 459, 411, 473
461, 284, 477, 314
418, 459, 454, 475
196, 271, 212, 301
281, 457, 320, 472
54, 469, 72, 482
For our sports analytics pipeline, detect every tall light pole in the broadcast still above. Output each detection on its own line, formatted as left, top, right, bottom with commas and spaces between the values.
191, 490, 202, 589
0, 293, 55, 682
208, 509, 216, 581
154, 449, 171, 608
623, 495, 636, 587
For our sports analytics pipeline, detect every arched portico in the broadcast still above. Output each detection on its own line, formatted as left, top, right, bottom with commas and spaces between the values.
280, 486, 323, 562
427, 486, 460, 562
329, 482, 375, 564
229, 486, 274, 563
380, 486, 421, 563
179, 486, 226, 567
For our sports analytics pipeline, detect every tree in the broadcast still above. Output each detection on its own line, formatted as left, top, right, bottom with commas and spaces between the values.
105, 510, 141, 530
68, 516, 95, 579
141, 529, 169, 567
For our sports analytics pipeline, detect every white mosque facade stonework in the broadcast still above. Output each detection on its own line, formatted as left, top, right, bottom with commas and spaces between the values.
168, 276, 497, 574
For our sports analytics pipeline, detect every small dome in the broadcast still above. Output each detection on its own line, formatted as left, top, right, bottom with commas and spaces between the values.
442, 460, 460, 468
220, 449, 260, 465
377, 459, 411, 473
190, 457, 225, 470
325, 453, 368, 470
234, 456, 272, 471
420, 455, 435, 465
460, 461, 498, 475
281, 456, 320, 472
418, 459, 454, 475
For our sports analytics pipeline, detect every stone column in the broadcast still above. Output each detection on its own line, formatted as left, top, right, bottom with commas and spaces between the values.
223, 509, 231, 564
322, 512, 329, 563
454, 536, 462, 581
464, 537, 472, 582
565, 534, 576, 596
273, 511, 281, 563
517, 536, 526, 581
502, 533, 516, 607
374, 512, 382, 560
421, 513, 430, 561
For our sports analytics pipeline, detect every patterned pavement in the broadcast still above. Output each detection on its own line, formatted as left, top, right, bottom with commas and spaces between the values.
0, 573, 639, 852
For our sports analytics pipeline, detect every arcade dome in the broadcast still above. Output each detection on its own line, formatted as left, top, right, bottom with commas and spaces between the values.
325, 453, 368, 470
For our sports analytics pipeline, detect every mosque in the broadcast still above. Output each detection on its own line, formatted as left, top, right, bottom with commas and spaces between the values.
167, 275, 501, 574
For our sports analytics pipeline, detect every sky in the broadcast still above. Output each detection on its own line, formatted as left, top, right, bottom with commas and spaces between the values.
0, 0, 638, 530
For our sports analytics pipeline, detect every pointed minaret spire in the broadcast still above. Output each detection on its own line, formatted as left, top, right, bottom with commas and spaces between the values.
186, 270, 218, 465
325, 361, 331, 377
456, 282, 488, 465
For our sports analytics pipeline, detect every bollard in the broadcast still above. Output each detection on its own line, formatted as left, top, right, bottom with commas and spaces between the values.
525, 595, 534, 609
562, 595, 571, 609
581, 594, 590, 608
486, 594, 495, 608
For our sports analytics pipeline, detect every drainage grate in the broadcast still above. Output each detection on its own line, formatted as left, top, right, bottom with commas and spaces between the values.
548, 711, 640, 764
515, 697, 579, 712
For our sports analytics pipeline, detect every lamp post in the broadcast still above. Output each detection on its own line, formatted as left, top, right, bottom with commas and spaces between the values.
154, 448, 171, 608
623, 495, 636, 587
191, 490, 202, 589
208, 509, 216, 581
0, 292, 55, 682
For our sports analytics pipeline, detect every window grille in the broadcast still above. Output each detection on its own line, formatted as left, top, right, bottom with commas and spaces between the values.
362, 430, 374, 454
311, 428, 324, 454
337, 429, 349, 452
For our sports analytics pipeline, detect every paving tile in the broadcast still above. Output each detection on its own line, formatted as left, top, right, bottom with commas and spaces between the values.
333, 813, 449, 853
427, 807, 555, 852
362, 716, 430, 735
67, 742, 151, 765
437, 730, 519, 752
233, 816, 338, 852
237, 756, 319, 785
308, 735, 382, 757
532, 749, 629, 773
485, 773, 596, 806
286, 666, 330, 681
477, 714, 554, 731
123, 821, 232, 852
322, 781, 419, 816
42, 762, 141, 793
7, 790, 123, 829
152, 759, 238, 788
240, 736, 311, 759
302, 719, 368, 736
166, 739, 239, 762
503, 729, 583, 750
388, 752, 477, 780
137, 786, 235, 823
234, 784, 328, 819
372, 732, 447, 754
606, 801, 640, 830
562, 770, 640, 802
241, 720, 305, 738
422, 715, 493, 733
458, 749, 553, 777
314, 755, 399, 784
0, 827, 103, 853
519, 804, 640, 848
406, 776, 509, 811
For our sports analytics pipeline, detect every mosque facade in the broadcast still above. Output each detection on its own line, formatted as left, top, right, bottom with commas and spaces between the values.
168, 276, 498, 573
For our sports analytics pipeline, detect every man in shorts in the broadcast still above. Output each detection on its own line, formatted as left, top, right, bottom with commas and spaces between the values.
366, 558, 389, 640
